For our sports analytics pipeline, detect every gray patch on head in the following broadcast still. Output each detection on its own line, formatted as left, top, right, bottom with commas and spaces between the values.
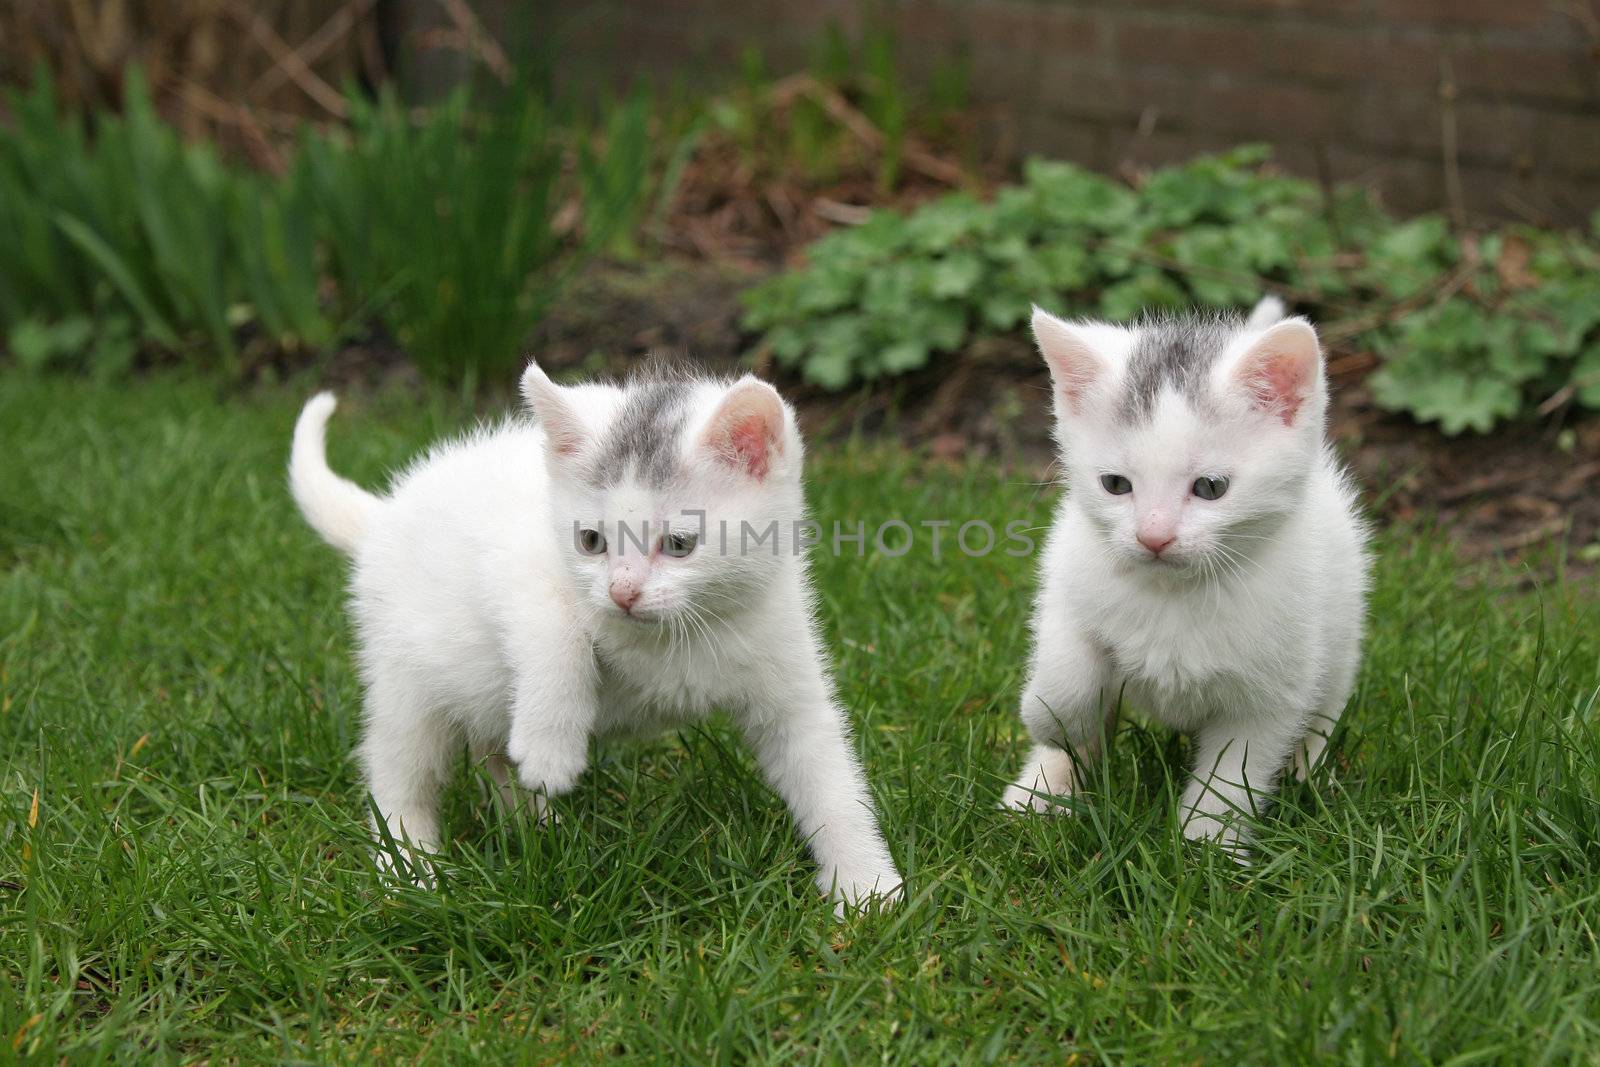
1117, 313, 1244, 424
591, 366, 694, 488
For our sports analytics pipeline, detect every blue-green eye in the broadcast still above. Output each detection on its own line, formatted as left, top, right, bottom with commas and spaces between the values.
1100, 474, 1132, 495
1192, 476, 1229, 500
663, 532, 697, 558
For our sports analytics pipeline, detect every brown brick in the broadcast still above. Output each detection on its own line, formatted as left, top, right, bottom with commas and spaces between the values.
1093, 0, 1370, 18
1034, 60, 1160, 122
1528, 110, 1600, 176
965, 1, 1102, 54
1107, 127, 1219, 170
1258, 25, 1441, 88
1449, 39, 1600, 106
1029, 4, 1108, 58
1371, 0, 1558, 30
967, 43, 1048, 110
1015, 113, 1111, 167
1319, 144, 1586, 220
1108, 13, 1268, 74
1187, 80, 1352, 141
541, 0, 1600, 223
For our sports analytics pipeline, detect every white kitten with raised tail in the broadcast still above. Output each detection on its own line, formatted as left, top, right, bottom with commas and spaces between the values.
1001, 297, 1369, 855
290, 363, 901, 911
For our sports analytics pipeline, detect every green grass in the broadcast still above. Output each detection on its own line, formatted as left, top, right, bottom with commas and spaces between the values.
2, 373, 1598, 1064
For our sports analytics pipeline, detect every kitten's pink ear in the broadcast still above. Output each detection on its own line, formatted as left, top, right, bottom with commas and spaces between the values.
521, 361, 587, 457
1231, 319, 1322, 426
1032, 307, 1105, 414
701, 377, 785, 479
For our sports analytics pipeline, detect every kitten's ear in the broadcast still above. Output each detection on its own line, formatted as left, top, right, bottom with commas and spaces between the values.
701, 377, 785, 479
1032, 306, 1106, 414
520, 361, 587, 457
1231, 318, 1322, 427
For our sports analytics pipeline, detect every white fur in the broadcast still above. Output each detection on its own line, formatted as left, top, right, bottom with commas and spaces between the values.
290, 393, 376, 554
1002, 299, 1370, 855
289, 368, 901, 910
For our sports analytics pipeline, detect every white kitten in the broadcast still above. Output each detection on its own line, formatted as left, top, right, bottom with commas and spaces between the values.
1001, 297, 1370, 854
290, 363, 901, 909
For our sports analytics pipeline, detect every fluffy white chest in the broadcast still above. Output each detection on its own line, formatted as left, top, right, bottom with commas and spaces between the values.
1086, 577, 1295, 729
590, 623, 751, 737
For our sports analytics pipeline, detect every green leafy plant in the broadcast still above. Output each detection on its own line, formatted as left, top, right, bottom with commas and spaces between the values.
1, 65, 654, 383
293, 79, 651, 382
0, 67, 329, 371
743, 147, 1600, 432
744, 147, 1343, 388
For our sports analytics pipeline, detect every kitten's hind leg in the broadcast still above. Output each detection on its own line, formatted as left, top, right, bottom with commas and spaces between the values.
1292, 704, 1342, 783
361, 677, 454, 884
478, 750, 554, 826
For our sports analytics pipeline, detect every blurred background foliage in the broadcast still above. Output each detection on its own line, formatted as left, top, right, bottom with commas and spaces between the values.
0, 0, 1598, 435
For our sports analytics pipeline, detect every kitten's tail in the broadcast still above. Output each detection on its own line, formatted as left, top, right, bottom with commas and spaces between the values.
1246, 294, 1287, 330
290, 392, 378, 556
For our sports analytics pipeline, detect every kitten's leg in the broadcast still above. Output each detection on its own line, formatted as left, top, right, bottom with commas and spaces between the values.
1294, 652, 1359, 781
1292, 704, 1342, 783
1001, 628, 1116, 813
361, 675, 453, 882
504, 626, 598, 808
739, 679, 901, 913
1003, 744, 1079, 814
477, 750, 553, 825
1180, 716, 1301, 858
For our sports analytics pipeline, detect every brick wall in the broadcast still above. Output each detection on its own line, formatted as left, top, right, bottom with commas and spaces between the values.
537, 0, 1600, 224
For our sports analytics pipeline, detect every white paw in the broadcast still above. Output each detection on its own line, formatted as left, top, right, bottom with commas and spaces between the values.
999, 781, 1071, 815
527, 792, 560, 827
825, 868, 904, 916
508, 739, 588, 797
1180, 811, 1252, 865
372, 842, 438, 888
494, 789, 560, 827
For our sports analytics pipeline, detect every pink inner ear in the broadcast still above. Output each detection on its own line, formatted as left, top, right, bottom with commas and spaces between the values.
1250, 353, 1308, 426
725, 414, 770, 478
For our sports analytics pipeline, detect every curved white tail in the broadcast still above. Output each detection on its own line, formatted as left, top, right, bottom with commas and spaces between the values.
289, 392, 378, 555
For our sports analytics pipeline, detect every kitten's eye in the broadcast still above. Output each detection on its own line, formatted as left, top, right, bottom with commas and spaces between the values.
1192, 476, 1230, 501
662, 532, 697, 559
1100, 474, 1133, 495
577, 527, 607, 555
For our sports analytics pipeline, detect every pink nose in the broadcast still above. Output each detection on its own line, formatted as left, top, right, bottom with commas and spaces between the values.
1138, 531, 1175, 556
609, 581, 641, 612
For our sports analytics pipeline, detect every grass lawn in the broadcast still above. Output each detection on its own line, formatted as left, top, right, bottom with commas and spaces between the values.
2, 373, 1598, 1064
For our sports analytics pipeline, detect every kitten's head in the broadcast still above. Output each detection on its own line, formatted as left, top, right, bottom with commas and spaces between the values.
520, 360, 805, 628
1032, 301, 1326, 577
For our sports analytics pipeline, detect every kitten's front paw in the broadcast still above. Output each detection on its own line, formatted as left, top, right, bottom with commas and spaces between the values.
999, 781, 1071, 814
507, 735, 589, 798
826, 867, 904, 916
1180, 811, 1252, 865
495, 789, 560, 827
372, 842, 438, 889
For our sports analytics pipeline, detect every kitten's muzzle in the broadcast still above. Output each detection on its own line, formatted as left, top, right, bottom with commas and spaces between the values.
609, 573, 644, 614
1137, 531, 1176, 557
